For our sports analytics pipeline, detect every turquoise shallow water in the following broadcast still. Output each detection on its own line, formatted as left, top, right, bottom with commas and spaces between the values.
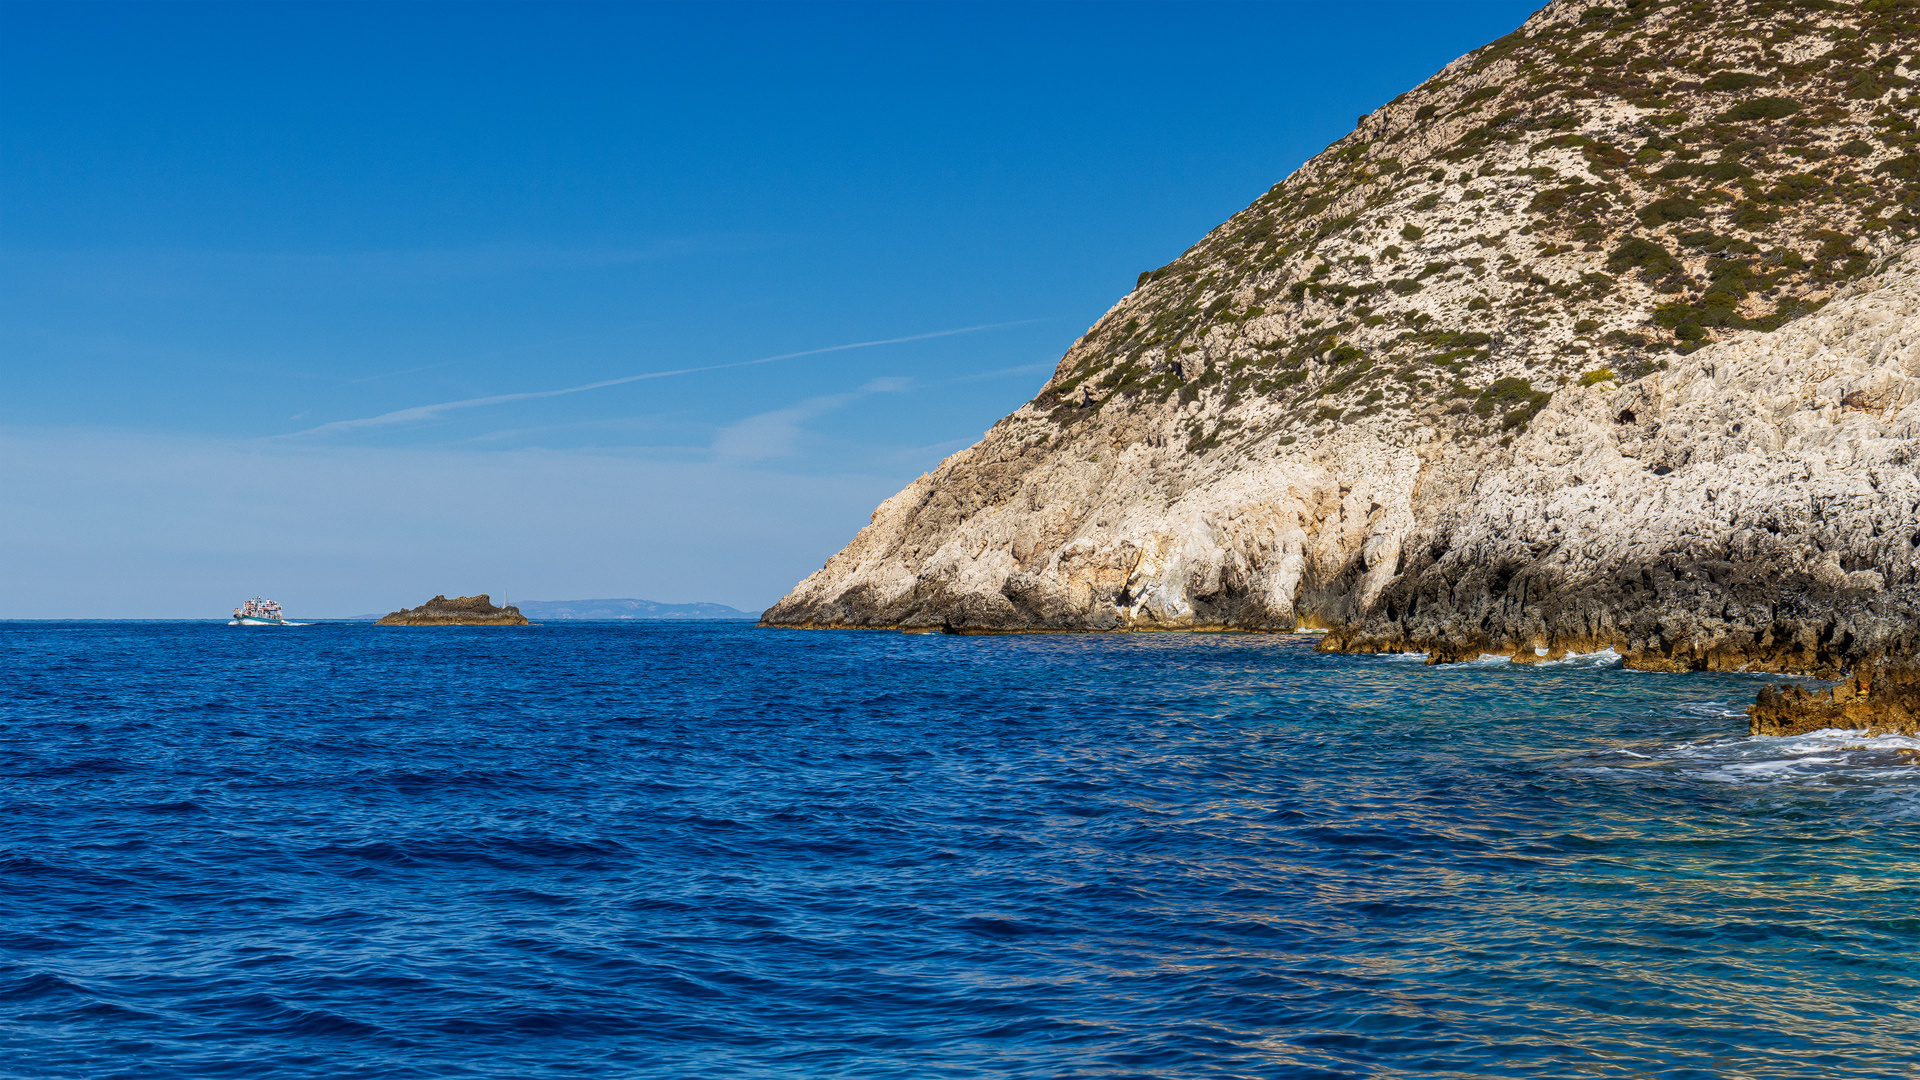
2, 621, 1918, 1078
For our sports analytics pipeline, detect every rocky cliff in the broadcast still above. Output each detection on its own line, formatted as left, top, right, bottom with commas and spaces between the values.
764, 0, 1920, 723
375, 595, 530, 627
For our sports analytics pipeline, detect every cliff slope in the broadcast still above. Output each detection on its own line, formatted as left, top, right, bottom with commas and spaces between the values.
764, 0, 1920, 681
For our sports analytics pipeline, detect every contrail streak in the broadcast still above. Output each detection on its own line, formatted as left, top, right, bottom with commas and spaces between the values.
289, 320, 1036, 436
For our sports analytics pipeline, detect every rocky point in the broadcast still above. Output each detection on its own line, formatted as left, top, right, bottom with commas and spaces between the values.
763, 0, 1920, 732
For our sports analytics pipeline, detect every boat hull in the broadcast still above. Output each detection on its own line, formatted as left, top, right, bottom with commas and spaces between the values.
232, 616, 284, 626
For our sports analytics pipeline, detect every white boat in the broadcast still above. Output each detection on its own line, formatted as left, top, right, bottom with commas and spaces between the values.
231, 597, 286, 625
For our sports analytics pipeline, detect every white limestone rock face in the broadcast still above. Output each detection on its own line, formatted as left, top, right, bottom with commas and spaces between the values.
764, 0, 1920, 676
1336, 245, 1920, 672
766, 246, 1920, 674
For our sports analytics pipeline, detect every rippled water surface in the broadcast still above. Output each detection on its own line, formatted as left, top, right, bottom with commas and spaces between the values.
4, 621, 1920, 1078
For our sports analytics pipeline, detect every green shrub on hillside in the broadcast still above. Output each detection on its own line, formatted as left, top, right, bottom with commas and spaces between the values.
1460, 85, 1505, 109
1609, 236, 1681, 278
1717, 97, 1801, 121
1876, 155, 1920, 181
1640, 197, 1704, 224
1654, 160, 1752, 181
1703, 70, 1764, 91
1473, 377, 1552, 428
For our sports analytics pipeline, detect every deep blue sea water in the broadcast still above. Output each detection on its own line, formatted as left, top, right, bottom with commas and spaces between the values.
3, 621, 1919, 1079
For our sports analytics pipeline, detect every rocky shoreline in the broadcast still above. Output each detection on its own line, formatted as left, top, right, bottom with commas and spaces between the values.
762, 0, 1920, 735
375, 595, 530, 627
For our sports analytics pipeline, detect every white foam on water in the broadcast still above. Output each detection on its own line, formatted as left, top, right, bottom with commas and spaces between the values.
1674, 701, 1748, 720
1366, 646, 1627, 668
1653, 727, 1920, 787
1579, 647, 1622, 667
1533, 647, 1623, 668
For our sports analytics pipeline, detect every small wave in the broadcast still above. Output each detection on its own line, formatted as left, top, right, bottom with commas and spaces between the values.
1634, 727, 1920, 785
1535, 647, 1623, 668
0, 970, 93, 1002
216, 993, 392, 1040
1488, 649, 1616, 665
1673, 701, 1748, 720
1371, 646, 1622, 667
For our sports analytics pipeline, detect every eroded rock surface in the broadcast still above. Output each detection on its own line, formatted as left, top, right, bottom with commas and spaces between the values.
769, 248, 1920, 656
375, 594, 530, 627
1750, 657, 1920, 737
763, 0, 1920, 728
1331, 247, 1920, 677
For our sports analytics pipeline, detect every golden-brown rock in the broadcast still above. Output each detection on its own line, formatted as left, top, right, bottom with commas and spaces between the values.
1750, 657, 1920, 737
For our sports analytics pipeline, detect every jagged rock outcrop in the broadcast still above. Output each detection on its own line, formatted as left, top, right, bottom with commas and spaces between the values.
764, 0, 1920, 726
1749, 655, 1920, 736
375, 595, 530, 627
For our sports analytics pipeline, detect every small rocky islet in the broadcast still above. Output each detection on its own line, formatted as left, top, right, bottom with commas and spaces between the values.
762, 0, 1920, 733
374, 595, 530, 627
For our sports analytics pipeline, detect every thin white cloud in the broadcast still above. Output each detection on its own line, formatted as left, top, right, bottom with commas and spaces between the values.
711, 377, 912, 462
289, 321, 1037, 437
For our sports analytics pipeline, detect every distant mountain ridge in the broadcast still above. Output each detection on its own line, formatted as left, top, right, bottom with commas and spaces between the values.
508, 599, 756, 620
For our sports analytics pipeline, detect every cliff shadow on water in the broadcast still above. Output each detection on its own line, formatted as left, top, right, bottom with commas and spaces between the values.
762, 0, 1920, 732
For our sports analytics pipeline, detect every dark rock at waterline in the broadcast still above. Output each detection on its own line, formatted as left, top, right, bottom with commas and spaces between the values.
375, 594, 530, 627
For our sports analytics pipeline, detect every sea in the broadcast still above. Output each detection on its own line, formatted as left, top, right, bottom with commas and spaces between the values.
3, 620, 1918, 1079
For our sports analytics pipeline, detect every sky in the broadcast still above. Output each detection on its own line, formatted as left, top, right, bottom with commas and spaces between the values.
0, 0, 1543, 618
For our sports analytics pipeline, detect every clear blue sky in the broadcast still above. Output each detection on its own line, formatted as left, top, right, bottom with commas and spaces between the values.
1, 0, 1540, 618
